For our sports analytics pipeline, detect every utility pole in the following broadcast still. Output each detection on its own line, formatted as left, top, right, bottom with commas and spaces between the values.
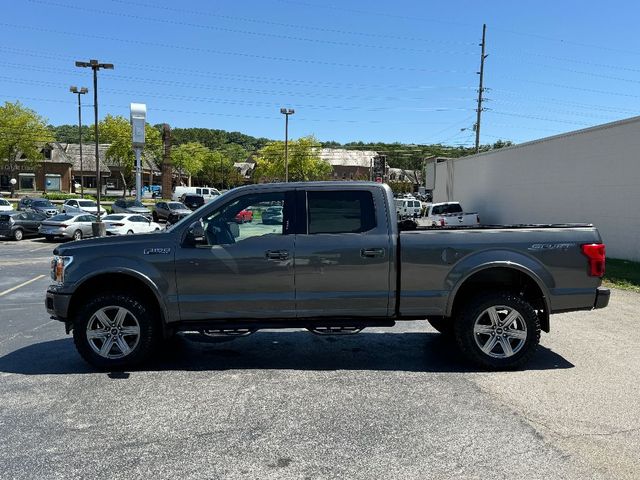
280, 108, 294, 182
475, 23, 487, 154
69, 86, 88, 198
75, 59, 114, 234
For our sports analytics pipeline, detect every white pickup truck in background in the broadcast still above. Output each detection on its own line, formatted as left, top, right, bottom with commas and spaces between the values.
424, 201, 480, 227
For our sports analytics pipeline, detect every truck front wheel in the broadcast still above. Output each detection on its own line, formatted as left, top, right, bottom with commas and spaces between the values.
73, 293, 159, 369
454, 292, 540, 370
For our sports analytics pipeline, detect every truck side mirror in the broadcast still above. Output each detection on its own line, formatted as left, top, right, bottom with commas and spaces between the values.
185, 221, 205, 245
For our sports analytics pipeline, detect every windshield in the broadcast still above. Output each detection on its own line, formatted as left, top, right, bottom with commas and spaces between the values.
169, 202, 187, 210
432, 204, 463, 215
103, 215, 126, 221
32, 200, 54, 207
78, 200, 96, 207
125, 200, 145, 208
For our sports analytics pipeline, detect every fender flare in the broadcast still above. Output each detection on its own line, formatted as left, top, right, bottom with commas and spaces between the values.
445, 252, 553, 318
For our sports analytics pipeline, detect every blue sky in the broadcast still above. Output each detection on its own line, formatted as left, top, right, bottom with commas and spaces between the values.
1, 0, 639, 146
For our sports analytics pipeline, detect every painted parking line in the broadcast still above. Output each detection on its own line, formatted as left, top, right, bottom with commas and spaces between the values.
28, 245, 55, 253
0, 275, 46, 297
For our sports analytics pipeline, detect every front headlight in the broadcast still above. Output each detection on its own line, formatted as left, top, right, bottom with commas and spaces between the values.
51, 255, 73, 284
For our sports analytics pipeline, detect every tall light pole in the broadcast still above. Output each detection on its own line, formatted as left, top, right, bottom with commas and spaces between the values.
69, 86, 88, 198
280, 108, 294, 182
75, 59, 113, 234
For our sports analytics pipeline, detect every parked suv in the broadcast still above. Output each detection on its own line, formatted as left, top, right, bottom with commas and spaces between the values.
180, 194, 205, 211
153, 201, 191, 222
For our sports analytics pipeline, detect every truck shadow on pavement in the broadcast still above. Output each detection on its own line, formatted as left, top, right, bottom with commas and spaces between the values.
0, 331, 574, 375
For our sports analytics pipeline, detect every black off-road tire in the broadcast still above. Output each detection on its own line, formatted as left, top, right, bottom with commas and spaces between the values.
454, 292, 541, 370
73, 293, 160, 369
427, 317, 454, 336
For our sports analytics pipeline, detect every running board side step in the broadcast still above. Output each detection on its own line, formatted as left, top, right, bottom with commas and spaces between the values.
308, 326, 363, 335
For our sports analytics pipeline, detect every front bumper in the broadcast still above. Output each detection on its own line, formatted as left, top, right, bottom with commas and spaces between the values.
594, 287, 610, 309
46, 286, 72, 321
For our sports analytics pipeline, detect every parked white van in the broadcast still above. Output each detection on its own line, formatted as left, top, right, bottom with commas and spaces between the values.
172, 186, 221, 201
395, 198, 422, 219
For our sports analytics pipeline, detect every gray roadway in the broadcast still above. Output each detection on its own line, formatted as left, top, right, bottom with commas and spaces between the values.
0, 237, 638, 479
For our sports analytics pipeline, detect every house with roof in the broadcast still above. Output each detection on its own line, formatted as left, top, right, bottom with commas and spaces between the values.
319, 148, 380, 180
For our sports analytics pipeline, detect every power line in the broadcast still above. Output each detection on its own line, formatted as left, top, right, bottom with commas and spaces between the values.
0, 63, 477, 104
272, 0, 640, 58
25, 0, 475, 57
0, 22, 473, 74
0, 95, 453, 126
0, 48, 477, 92
492, 90, 640, 114
0, 74, 477, 114
489, 111, 591, 126
495, 76, 640, 99
104, 0, 476, 46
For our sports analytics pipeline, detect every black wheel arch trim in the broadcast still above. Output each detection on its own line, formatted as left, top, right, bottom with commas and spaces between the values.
445, 261, 552, 319
69, 268, 170, 331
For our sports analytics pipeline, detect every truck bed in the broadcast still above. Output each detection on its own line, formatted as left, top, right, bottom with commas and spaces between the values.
397, 223, 603, 318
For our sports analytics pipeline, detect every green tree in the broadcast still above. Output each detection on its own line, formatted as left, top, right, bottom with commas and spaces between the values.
170, 141, 209, 185
200, 150, 235, 189
254, 136, 331, 182
0, 101, 54, 196
49, 124, 93, 143
98, 115, 163, 196
219, 143, 248, 164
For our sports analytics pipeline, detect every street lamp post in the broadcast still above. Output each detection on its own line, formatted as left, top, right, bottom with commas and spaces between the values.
280, 108, 294, 182
69, 86, 88, 198
75, 59, 113, 235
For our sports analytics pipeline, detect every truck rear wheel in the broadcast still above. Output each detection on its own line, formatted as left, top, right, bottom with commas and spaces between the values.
73, 293, 159, 369
454, 292, 540, 370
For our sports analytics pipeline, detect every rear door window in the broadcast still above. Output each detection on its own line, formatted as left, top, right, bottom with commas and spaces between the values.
307, 191, 376, 234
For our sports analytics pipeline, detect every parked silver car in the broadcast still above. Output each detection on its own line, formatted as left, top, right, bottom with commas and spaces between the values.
38, 213, 96, 241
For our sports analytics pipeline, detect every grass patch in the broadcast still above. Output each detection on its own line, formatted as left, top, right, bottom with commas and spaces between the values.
603, 258, 640, 292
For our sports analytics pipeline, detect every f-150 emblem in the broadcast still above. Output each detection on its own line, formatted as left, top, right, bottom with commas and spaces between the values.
143, 248, 171, 255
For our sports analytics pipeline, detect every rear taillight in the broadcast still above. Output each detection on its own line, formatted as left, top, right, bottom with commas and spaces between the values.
581, 243, 606, 277
59, 224, 68, 228
476, 214, 480, 224
110, 223, 124, 227
440, 218, 445, 227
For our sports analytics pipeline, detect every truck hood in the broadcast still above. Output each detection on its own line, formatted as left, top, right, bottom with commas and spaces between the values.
53, 230, 172, 256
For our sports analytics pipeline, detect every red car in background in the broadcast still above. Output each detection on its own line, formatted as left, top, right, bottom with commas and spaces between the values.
234, 209, 253, 223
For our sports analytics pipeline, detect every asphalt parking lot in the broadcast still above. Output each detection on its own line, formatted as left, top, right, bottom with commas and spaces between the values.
1, 237, 638, 479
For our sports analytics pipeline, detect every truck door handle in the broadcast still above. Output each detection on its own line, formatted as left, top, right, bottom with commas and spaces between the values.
265, 250, 289, 260
360, 248, 385, 258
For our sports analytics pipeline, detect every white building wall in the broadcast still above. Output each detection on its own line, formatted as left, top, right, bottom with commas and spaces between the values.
432, 116, 640, 261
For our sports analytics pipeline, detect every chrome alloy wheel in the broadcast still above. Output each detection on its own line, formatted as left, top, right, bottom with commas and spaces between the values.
472, 305, 527, 358
86, 306, 141, 359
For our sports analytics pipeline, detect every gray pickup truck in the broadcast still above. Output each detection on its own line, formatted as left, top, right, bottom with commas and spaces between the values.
46, 182, 609, 370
